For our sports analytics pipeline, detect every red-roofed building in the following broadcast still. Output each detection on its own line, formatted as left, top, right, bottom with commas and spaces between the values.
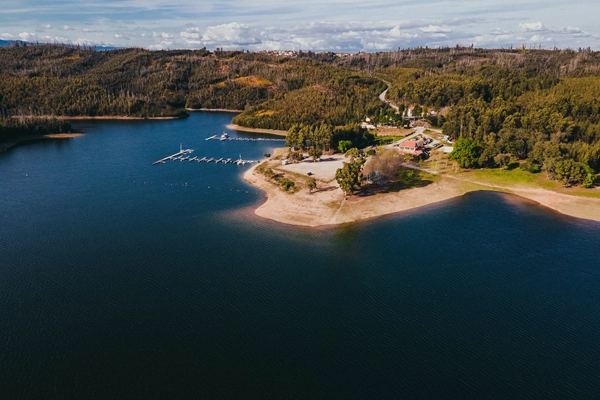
395, 140, 424, 156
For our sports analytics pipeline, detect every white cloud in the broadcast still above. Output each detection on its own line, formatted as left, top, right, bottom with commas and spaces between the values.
519, 22, 546, 32
530, 34, 552, 42
420, 25, 451, 34
490, 28, 509, 36
39, 23, 52, 29
19, 32, 36, 40
200, 23, 260, 46
62, 25, 75, 31
389, 25, 417, 39
153, 31, 173, 39
52, 36, 69, 43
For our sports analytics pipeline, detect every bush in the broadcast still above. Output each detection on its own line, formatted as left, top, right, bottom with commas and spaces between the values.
279, 178, 295, 191
520, 161, 541, 173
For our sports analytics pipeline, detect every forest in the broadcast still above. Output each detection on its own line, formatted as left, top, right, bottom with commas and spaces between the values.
1, 43, 600, 185
372, 47, 600, 186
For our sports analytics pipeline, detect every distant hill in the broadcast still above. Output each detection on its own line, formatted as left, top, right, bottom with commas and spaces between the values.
0, 44, 384, 127
0, 39, 26, 47
0, 39, 118, 51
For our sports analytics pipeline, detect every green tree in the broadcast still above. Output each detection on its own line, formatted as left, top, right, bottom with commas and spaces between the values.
493, 153, 510, 169
335, 148, 366, 195
336, 162, 360, 195
307, 177, 317, 193
338, 140, 353, 153
286, 124, 301, 148
449, 138, 481, 168
308, 147, 323, 161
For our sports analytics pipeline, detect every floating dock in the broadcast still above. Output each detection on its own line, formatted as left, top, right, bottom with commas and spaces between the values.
206, 136, 285, 142
153, 144, 194, 165
153, 146, 257, 166
153, 156, 257, 166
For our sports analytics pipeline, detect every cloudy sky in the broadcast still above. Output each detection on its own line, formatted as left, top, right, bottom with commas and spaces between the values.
1, 0, 598, 51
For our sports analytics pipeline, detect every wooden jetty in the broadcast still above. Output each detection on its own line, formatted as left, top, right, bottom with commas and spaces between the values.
152, 144, 194, 165
153, 145, 257, 166
205, 136, 285, 142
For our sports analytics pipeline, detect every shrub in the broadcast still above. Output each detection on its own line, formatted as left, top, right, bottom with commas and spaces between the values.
520, 161, 541, 173
279, 178, 295, 191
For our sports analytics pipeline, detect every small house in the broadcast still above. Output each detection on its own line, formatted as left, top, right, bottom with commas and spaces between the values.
395, 140, 424, 156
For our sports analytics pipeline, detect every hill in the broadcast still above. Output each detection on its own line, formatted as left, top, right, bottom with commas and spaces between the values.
1, 44, 600, 185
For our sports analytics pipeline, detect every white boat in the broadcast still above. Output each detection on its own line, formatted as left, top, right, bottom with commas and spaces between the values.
220, 132, 229, 141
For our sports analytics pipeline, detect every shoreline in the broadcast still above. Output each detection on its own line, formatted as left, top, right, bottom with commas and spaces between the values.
186, 108, 243, 113
243, 164, 600, 227
11, 115, 184, 121
226, 124, 288, 137
1, 133, 84, 153
60, 115, 182, 120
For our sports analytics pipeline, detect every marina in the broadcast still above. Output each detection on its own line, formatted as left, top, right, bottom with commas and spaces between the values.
154, 148, 257, 165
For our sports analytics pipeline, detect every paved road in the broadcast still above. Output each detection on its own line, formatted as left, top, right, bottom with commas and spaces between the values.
378, 82, 400, 113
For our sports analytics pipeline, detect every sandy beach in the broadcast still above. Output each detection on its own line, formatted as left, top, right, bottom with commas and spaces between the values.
244, 160, 600, 227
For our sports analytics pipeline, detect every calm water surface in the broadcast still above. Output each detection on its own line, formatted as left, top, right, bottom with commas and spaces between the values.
1, 112, 600, 399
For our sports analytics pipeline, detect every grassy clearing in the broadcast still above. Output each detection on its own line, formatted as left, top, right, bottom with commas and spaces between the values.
470, 168, 540, 186
376, 127, 414, 137
233, 76, 274, 87
456, 167, 600, 198
255, 110, 277, 117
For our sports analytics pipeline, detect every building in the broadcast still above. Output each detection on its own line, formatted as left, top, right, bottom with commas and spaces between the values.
395, 140, 424, 156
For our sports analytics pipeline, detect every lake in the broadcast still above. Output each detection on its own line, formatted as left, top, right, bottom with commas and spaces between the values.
1, 112, 600, 399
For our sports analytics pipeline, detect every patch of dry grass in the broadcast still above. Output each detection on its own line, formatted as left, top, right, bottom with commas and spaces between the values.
233, 76, 274, 87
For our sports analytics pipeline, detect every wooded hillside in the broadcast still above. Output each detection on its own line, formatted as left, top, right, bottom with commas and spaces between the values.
2, 44, 600, 185
372, 47, 600, 185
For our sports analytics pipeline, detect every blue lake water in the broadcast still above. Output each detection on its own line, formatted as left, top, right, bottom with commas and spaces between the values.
1, 112, 600, 399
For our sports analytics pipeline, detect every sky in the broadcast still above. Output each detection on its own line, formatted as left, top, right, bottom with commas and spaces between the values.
1, 0, 598, 51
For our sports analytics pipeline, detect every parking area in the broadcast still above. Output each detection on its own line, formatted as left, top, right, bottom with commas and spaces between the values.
278, 155, 346, 182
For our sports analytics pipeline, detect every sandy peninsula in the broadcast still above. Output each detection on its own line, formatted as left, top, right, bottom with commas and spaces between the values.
243, 155, 600, 227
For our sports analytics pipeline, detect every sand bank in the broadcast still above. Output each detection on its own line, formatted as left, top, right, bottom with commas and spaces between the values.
244, 164, 600, 227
